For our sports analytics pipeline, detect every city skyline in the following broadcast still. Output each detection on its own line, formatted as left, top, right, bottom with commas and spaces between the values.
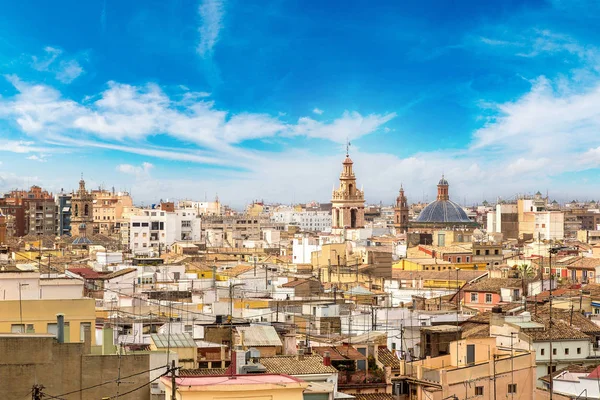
1, 0, 600, 207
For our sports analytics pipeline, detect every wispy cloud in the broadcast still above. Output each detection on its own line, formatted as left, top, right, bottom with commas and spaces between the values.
0, 77, 396, 157
313, 108, 324, 115
30, 46, 85, 83
26, 154, 48, 162
197, 0, 225, 57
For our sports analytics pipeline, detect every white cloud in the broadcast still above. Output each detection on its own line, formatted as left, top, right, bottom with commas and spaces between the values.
26, 154, 47, 162
117, 162, 154, 177
30, 47, 85, 84
313, 108, 323, 115
0, 77, 396, 159
292, 111, 396, 143
56, 59, 84, 83
197, 0, 225, 57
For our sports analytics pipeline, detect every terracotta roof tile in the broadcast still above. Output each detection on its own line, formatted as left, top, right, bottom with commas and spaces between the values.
377, 347, 401, 369
179, 368, 227, 376
463, 278, 523, 293
259, 355, 338, 375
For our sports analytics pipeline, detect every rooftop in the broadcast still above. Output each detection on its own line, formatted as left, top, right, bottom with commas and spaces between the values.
166, 374, 304, 387
237, 325, 283, 347
463, 278, 523, 293
377, 347, 401, 369
259, 355, 338, 375
151, 333, 197, 348
312, 345, 367, 361
392, 269, 488, 282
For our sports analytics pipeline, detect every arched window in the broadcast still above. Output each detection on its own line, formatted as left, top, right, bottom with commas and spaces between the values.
84, 204, 89, 216
349, 184, 353, 196
350, 209, 357, 228
74, 204, 78, 217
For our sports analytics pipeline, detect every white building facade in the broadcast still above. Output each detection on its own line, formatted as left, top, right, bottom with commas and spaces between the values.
271, 208, 332, 232
129, 209, 201, 254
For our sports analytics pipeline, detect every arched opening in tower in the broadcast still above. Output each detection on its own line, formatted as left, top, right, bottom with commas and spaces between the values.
350, 209, 357, 228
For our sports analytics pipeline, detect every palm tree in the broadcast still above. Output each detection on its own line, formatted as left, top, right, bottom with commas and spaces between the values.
517, 263, 536, 298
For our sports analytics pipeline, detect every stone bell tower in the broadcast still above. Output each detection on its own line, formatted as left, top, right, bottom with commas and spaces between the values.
394, 185, 409, 233
331, 146, 365, 234
70, 177, 93, 237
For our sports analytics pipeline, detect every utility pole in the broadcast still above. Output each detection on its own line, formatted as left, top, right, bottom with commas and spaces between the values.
32, 384, 43, 400
265, 264, 268, 292
170, 359, 177, 400
549, 247, 555, 400
510, 332, 516, 400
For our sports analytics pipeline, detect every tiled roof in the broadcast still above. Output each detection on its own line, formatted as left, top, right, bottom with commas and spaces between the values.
377, 347, 401, 369
524, 315, 590, 341
351, 394, 395, 400
461, 323, 490, 339
180, 368, 227, 376
419, 244, 472, 254
237, 325, 282, 347
259, 355, 338, 375
539, 364, 597, 383
220, 265, 255, 277
103, 268, 137, 279
67, 267, 103, 279
312, 345, 367, 361
392, 270, 488, 282
463, 278, 523, 293
281, 279, 309, 288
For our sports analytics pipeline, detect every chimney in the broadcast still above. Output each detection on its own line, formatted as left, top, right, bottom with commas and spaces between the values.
323, 351, 331, 366
297, 348, 305, 361
56, 314, 65, 344
235, 345, 246, 375
102, 324, 116, 355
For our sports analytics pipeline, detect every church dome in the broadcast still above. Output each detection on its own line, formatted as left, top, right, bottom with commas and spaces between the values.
438, 176, 449, 185
415, 199, 471, 223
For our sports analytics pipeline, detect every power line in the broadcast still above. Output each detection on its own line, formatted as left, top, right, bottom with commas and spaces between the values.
38, 365, 167, 399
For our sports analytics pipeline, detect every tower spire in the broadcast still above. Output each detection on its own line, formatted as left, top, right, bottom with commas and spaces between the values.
346, 137, 351, 157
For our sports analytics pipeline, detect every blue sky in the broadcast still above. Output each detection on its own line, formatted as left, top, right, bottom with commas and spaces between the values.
1, 0, 600, 207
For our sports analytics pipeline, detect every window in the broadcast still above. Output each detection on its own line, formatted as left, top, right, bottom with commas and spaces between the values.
553, 348, 557, 355
457, 257, 461, 263
508, 384, 517, 394
11, 324, 25, 333
494, 249, 499, 255
476, 250, 481, 255
541, 348, 545, 356
565, 348, 569, 355
475, 386, 484, 396
132, 222, 140, 227
577, 347, 581, 354
182, 220, 192, 228
485, 293, 493, 303
485, 249, 490, 255
466, 257, 470, 262
471, 293, 478, 303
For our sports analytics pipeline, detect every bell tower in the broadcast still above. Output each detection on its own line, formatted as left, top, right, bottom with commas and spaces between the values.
437, 175, 449, 201
331, 146, 365, 234
70, 177, 93, 237
394, 185, 409, 233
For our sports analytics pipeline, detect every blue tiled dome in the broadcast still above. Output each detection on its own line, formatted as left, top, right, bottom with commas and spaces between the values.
416, 200, 471, 223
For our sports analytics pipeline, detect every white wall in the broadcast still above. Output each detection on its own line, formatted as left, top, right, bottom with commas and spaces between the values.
0, 272, 84, 300
292, 237, 320, 264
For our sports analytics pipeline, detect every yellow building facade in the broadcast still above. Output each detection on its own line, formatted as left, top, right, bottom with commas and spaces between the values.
0, 298, 95, 344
